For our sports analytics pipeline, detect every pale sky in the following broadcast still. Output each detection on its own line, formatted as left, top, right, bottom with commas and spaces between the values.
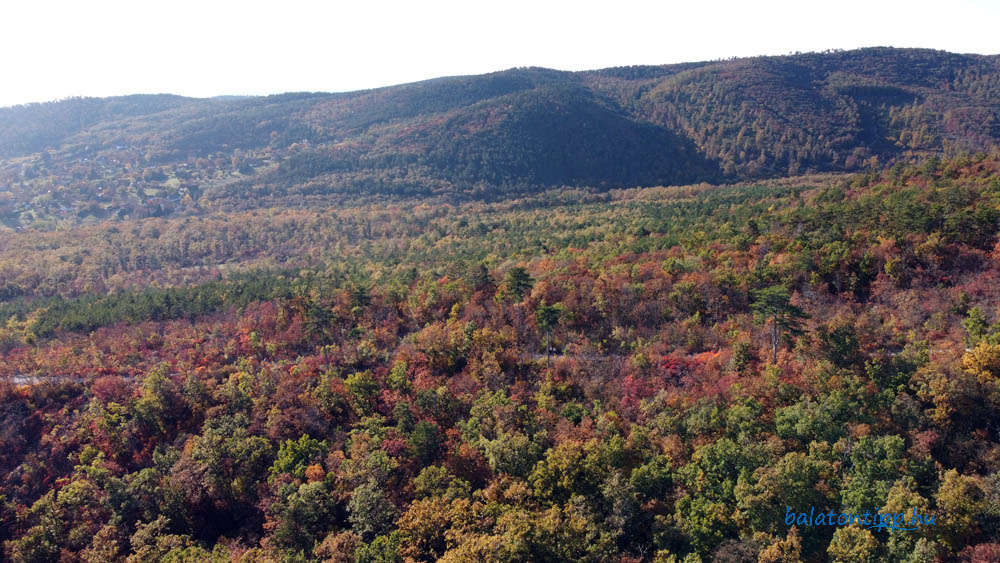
1, 0, 998, 108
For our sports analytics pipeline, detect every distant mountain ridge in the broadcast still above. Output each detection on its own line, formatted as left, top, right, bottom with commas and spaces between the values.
0, 47, 998, 225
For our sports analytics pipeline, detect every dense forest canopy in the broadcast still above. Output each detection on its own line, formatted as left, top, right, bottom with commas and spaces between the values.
1, 150, 1000, 561
3, 47, 1000, 562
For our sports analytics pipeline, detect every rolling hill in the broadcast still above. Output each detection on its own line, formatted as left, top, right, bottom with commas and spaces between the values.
0, 47, 998, 227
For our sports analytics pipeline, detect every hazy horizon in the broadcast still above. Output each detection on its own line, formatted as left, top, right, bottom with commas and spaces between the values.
3, 0, 998, 108
4, 45, 998, 110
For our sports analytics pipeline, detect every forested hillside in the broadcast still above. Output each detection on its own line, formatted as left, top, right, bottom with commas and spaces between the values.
3, 46, 1000, 562
2, 152, 1000, 561
1, 48, 999, 229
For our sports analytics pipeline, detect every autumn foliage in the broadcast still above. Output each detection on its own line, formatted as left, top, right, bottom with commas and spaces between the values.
2, 153, 1000, 561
